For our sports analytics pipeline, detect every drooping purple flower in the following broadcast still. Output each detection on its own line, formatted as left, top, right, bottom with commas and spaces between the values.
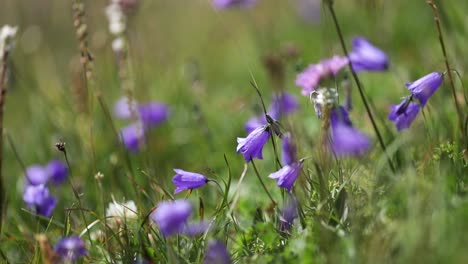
388, 99, 420, 131
25, 165, 49, 186
120, 124, 144, 152
183, 221, 210, 236
349, 37, 388, 72
46, 160, 68, 185
268, 162, 302, 192
269, 92, 299, 118
204, 240, 231, 264
172, 169, 209, 194
54, 236, 87, 261
295, 55, 349, 95
22, 184, 57, 217
113, 97, 138, 119
236, 126, 271, 162
213, 0, 257, 9
330, 107, 370, 157
150, 200, 192, 237
138, 102, 170, 128
279, 197, 298, 233
282, 133, 296, 165
406, 72, 443, 106
245, 115, 267, 134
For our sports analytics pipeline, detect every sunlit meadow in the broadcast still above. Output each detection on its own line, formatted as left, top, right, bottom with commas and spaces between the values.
0, 0, 467, 263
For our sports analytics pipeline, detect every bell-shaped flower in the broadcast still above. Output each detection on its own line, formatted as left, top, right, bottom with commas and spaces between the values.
281, 133, 296, 165
150, 200, 192, 237
22, 184, 57, 217
46, 160, 68, 185
236, 126, 271, 162
388, 98, 420, 131
172, 169, 208, 194
54, 236, 87, 262
268, 162, 303, 192
138, 102, 170, 129
120, 124, 145, 152
204, 240, 232, 264
406, 72, 443, 106
349, 37, 388, 72
330, 107, 370, 157
295, 55, 349, 95
25, 165, 50, 186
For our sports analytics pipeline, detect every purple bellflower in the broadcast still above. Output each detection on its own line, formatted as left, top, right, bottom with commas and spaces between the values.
388, 98, 420, 131
204, 240, 232, 264
268, 162, 302, 192
113, 97, 138, 119
23, 184, 57, 217
349, 37, 388, 72
46, 160, 68, 185
25, 165, 50, 186
295, 55, 349, 95
172, 169, 209, 194
54, 236, 87, 262
138, 102, 170, 129
279, 197, 298, 233
150, 200, 192, 237
120, 124, 145, 152
182, 221, 210, 237
213, 0, 257, 9
236, 125, 271, 162
281, 133, 296, 166
330, 107, 370, 157
406, 72, 443, 106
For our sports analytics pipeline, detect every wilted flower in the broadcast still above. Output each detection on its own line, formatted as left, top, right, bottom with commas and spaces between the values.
213, 0, 257, 9
54, 236, 87, 262
349, 37, 388, 72
204, 240, 231, 264
268, 162, 302, 192
25, 165, 50, 186
282, 133, 296, 165
120, 124, 144, 152
137, 102, 170, 129
46, 160, 68, 185
388, 98, 420, 131
330, 107, 370, 157
23, 184, 57, 217
406, 72, 443, 106
295, 55, 348, 95
150, 200, 192, 236
237, 126, 271, 162
106, 200, 138, 224
172, 169, 208, 194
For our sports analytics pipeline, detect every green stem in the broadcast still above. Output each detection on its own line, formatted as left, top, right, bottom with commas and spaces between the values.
251, 159, 276, 206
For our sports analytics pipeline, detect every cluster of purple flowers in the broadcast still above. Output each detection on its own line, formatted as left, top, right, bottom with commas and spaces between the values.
113, 97, 169, 152
388, 72, 444, 130
22, 160, 68, 217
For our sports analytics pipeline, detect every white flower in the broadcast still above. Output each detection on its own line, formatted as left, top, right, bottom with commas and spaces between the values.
106, 200, 138, 223
0, 25, 18, 60
112, 37, 125, 53
105, 2, 126, 35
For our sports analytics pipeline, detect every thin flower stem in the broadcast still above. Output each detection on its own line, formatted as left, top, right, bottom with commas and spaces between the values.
250, 159, 277, 206
0, 51, 8, 233
325, 2, 396, 173
427, 0, 465, 145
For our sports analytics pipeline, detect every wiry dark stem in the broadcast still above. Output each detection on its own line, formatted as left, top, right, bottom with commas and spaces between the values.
325, 2, 396, 173
426, 0, 465, 144
0, 51, 9, 233
251, 159, 276, 206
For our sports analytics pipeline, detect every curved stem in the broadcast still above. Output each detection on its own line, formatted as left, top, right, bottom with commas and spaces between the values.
251, 160, 276, 206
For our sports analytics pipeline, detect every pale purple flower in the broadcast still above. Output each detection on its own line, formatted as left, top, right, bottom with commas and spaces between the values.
54, 236, 87, 261
22, 184, 57, 217
282, 133, 296, 165
25, 165, 49, 186
46, 160, 68, 185
213, 0, 257, 9
279, 197, 298, 233
204, 240, 231, 264
138, 102, 170, 128
245, 115, 267, 134
406, 72, 443, 106
183, 221, 210, 236
269, 92, 299, 118
388, 99, 420, 131
268, 162, 302, 192
330, 107, 370, 157
295, 55, 349, 95
150, 200, 192, 236
120, 124, 144, 152
236, 126, 271, 162
113, 97, 138, 119
172, 169, 208, 194
349, 37, 388, 72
